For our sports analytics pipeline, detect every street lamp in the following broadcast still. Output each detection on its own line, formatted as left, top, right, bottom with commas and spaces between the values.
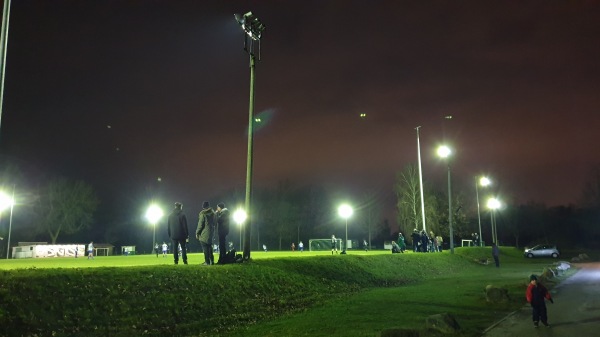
0, 189, 14, 259
338, 204, 353, 254
233, 209, 247, 252
437, 145, 454, 254
145, 204, 163, 253
234, 11, 265, 261
487, 197, 501, 244
475, 176, 491, 247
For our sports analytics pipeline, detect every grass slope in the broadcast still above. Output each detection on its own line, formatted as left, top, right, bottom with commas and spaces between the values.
0, 248, 574, 336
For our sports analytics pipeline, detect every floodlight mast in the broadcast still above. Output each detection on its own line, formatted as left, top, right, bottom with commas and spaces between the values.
234, 11, 265, 261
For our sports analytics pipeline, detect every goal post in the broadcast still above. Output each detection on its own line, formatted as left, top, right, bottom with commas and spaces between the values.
309, 238, 342, 252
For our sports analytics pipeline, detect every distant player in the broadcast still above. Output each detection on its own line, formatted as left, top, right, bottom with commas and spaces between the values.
87, 241, 94, 260
263, 244, 267, 252
162, 242, 168, 257
298, 241, 304, 252
331, 235, 338, 255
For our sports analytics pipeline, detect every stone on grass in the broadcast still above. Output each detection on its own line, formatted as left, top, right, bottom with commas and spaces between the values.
542, 267, 555, 279
485, 284, 509, 303
380, 328, 422, 337
555, 261, 570, 271
425, 313, 460, 334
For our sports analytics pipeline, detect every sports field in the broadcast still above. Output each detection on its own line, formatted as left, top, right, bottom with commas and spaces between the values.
0, 249, 382, 270
0, 247, 580, 336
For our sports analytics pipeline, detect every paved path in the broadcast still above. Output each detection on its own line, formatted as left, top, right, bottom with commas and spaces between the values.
483, 262, 600, 337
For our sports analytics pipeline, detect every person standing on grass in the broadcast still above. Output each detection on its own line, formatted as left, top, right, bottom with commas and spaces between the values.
526, 274, 553, 328
299, 241, 304, 252
162, 242, 168, 257
363, 239, 368, 252
331, 235, 338, 255
397, 233, 406, 253
87, 241, 94, 259
492, 243, 500, 267
420, 230, 429, 253
168, 202, 189, 265
215, 203, 230, 264
291, 242, 296, 251
197, 201, 215, 265
411, 229, 420, 252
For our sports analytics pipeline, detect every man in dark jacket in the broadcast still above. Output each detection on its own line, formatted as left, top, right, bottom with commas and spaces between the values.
216, 203, 230, 264
167, 202, 189, 265
411, 229, 420, 252
197, 201, 216, 265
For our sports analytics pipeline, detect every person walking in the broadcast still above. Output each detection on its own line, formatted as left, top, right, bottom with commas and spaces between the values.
162, 242, 168, 257
215, 203, 230, 264
411, 229, 420, 252
167, 202, 189, 265
197, 201, 216, 265
397, 233, 406, 253
87, 241, 94, 259
331, 235, 338, 255
436, 235, 443, 252
526, 274, 553, 328
492, 243, 500, 267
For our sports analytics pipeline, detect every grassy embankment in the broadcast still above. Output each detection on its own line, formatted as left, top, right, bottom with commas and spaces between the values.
0, 247, 578, 336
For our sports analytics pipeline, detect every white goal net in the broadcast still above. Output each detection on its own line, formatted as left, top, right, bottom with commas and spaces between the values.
309, 238, 343, 252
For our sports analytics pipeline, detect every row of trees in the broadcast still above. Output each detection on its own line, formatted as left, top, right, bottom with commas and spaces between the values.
395, 163, 600, 249
1, 163, 599, 251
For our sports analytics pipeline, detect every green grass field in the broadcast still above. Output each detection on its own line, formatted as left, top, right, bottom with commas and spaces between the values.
0, 249, 381, 269
0, 247, 582, 337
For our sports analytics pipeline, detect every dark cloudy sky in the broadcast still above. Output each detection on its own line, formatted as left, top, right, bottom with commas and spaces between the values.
1, 0, 599, 222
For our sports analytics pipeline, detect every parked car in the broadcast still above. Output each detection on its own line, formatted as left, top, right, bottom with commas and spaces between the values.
524, 244, 560, 258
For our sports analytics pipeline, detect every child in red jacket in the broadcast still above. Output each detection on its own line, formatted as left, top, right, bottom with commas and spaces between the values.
526, 274, 553, 328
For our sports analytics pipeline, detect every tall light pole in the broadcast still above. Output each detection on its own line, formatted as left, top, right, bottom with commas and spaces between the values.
437, 145, 454, 254
233, 209, 247, 252
415, 126, 426, 231
235, 11, 265, 261
0, 188, 14, 259
475, 176, 491, 247
487, 197, 501, 244
0, 0, 12, 130
145, 204, 163, 254
338, 204, 353, 254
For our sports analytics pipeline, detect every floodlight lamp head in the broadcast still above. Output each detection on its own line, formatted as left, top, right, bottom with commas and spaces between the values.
234, 11, 265, 41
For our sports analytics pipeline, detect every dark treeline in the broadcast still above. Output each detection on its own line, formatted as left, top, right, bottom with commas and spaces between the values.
1, 164, 600, 254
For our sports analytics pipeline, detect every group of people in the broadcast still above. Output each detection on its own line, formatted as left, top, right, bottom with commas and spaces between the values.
290, 241, 304, 252
410, 229, 443, 253
167, 201, 230, 265
470, 232, 481, 246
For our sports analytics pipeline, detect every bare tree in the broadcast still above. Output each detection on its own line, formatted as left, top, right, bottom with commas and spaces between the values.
581, 164, 600, 209
395, 164, 422, 234
34, 178, 99, 244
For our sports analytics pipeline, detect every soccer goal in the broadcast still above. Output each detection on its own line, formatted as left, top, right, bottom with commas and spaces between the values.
309, 238, 343, 252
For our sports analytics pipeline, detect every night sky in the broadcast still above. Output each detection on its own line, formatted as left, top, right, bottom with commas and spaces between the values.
1, 1, 599, 229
